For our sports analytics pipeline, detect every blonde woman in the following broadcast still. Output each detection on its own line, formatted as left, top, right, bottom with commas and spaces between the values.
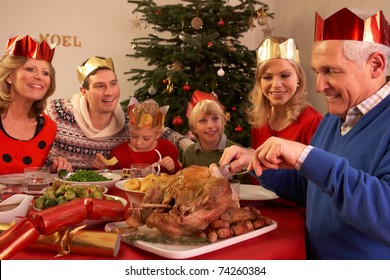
247, 36, 322, 149
0, 35, 71, 174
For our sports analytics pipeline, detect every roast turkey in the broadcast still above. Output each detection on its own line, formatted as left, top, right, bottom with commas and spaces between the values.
126, 165, 235, 238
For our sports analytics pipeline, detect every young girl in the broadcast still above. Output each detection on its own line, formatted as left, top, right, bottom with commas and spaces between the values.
97, 97, 181, 174
182, 99, 238, 168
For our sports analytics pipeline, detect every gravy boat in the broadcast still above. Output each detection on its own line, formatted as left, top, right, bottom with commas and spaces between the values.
0, 194, 34, 224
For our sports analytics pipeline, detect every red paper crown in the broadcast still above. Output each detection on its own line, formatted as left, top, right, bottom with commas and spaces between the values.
186, 90, 225, 118
5, 35, 55, 62
314, 8, 390, 46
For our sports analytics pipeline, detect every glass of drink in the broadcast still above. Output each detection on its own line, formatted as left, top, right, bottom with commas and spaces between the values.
24, 166, 50, 194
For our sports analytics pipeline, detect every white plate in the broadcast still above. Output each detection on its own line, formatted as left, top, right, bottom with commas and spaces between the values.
58, 172, 122, 189
240, 184, 278, 201
115, 179, 145, 204
105, 220, 277, 259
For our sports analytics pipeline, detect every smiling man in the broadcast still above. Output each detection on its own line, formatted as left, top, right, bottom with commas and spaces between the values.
45, 56, 129, 170
220, 8, 390, 259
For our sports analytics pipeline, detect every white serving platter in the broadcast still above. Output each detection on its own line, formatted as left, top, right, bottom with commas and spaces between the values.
105, 220, 277, 259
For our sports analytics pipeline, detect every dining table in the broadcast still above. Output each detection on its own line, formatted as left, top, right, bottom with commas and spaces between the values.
7, 182, 307, 260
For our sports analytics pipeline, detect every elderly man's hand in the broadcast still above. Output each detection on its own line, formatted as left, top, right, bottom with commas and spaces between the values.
250, 137, 307, 176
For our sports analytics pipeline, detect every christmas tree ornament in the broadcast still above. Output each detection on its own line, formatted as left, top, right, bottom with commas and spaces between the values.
162, 79, 168, 85
130, 15, 142, 29
155, 9, 162, 15
231, 106, 237, 111
256, 7, 268, 26
217, 67, 225, 77
235, 125, 243, 133
148, 85, 157, 95
171, 61, 183, 71
164, 77, 173, 94
217, 60, 225, 77
262, 24, 274, 38
179, 32, 186, 41
207, 42, 213, 48
191, 16, 203, 30
172, 116, 184, 127
183, 83, 191, 92
218, 18, 225, 27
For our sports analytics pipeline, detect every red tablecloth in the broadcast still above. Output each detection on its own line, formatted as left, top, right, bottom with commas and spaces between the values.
10, 187, 306, 260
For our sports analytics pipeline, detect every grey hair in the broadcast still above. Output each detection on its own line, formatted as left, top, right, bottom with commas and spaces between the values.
342, 41, 390, 71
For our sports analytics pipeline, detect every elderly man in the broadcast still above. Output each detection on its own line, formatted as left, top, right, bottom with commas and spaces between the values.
46, 56, 192, 170
220, 8, 390, 259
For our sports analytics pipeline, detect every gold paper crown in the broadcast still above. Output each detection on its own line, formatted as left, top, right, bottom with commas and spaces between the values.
77, 56, 115, 85
314, 8, 390, 46
128, 97, 169, 129
256, 38, 300, 65
5, 35, 55, 62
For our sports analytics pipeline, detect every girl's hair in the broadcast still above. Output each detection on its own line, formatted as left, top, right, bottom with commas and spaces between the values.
188, 99, 225, 138
247, 37, 308, 128
0, 55, 56, 117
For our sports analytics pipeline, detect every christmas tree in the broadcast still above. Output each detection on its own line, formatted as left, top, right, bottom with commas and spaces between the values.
125, 0, 273, 147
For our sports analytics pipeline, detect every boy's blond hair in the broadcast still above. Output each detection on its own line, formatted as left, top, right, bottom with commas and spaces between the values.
189, 99, 225, 138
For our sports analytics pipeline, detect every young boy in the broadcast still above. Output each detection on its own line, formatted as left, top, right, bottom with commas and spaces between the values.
97, 97, 181, 174
182, 99, 238, 168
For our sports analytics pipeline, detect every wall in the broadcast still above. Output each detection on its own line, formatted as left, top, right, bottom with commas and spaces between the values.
1, 0, 390, 115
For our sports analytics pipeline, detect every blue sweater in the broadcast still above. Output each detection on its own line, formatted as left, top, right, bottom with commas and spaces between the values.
259, 95, 390, 259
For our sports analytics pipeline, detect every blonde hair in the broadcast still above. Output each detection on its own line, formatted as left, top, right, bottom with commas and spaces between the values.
247, 36, 308, 128
189, 99, 225, 138
0, 55, 56, 117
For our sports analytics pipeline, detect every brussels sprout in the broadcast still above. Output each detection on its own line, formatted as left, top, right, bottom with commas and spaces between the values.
34, 196, 46, 210
64, 189, 77, 201
90, 190, 103, 199
44, 190, 56, 200
44, 198, 58, 208
56, 196, 67, 205
88, 185, 98, 192
75, 187, 89, 198
55, 185, 67, 197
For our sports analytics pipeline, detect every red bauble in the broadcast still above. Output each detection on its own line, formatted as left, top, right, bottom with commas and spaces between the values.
162, 79, 168, 85
231, 107, 237, 111
208, 42, 213, 48
183, 83, 191, 92
218, 19, 225, 26
172, 116, 184, 127
235, 125, 243, 133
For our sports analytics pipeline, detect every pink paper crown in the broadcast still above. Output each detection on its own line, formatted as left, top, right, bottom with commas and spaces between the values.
5, 35, 55, 62
314, 8, 390, 46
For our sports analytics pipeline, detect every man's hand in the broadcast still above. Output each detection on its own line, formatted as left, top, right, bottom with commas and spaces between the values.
250, 137, 307, 176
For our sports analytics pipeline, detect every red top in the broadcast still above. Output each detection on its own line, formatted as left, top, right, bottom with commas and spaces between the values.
0, 114, 56, 174
110, 139, 181, 174
251, 106, 323, 149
